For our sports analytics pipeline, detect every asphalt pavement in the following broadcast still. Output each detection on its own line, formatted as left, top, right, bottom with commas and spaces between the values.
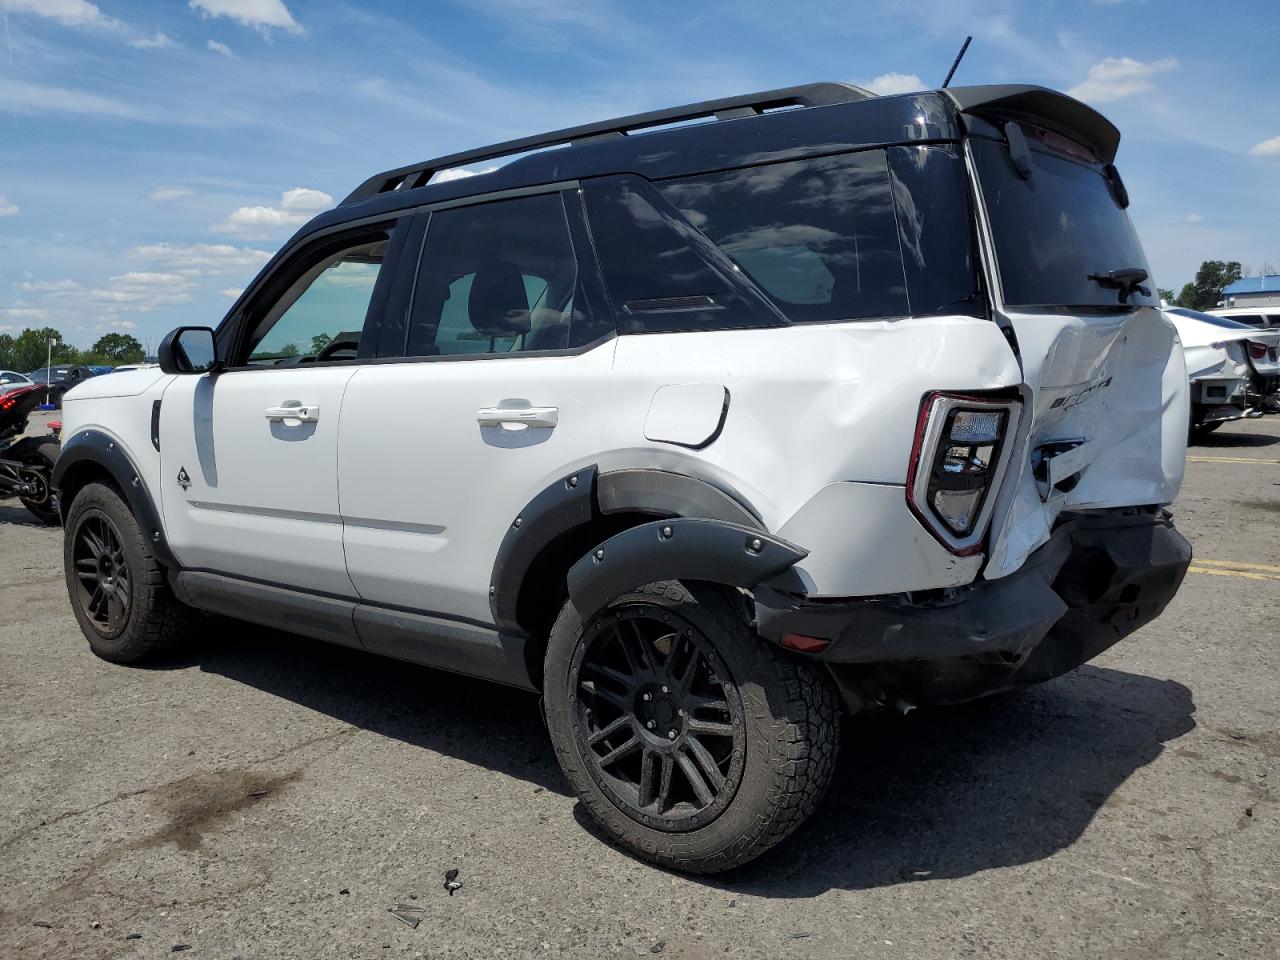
1, 417, 1276, 959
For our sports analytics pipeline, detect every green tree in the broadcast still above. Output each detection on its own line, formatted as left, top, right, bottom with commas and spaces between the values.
91, 332, 145, 364
11, 327, 69, 371
310, 332, 333, 355
0, 333, 15, 370
1176, 282, 1197, 309
1157, 287, 1174, 304
1185, 260, 1242, 311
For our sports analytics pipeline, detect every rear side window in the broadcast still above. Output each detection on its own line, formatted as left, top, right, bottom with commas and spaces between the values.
407, 192, 611, 356
581, 176, 782, 333
656, 151, 910, 322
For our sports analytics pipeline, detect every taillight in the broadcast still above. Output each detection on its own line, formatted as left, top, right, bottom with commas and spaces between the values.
906, 392, 1022, 556
1247, 341, 1268, 361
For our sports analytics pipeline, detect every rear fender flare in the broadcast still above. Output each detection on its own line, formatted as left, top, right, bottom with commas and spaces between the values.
565, 517, 807, 621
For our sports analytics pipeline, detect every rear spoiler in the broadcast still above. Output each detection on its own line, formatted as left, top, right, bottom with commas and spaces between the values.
942, 84, 1121, 164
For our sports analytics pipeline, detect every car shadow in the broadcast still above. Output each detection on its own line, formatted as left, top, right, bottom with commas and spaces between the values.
170, 618, 568, 795
171, 622, 1193, 893
1191, 429, 1278, 448
693, 665, 1195, 897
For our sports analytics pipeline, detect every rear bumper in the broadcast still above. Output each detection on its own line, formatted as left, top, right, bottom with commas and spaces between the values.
755, 509, 1191, 707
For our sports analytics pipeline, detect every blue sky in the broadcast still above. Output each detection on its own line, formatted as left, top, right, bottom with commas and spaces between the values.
1, 0, 1277, 351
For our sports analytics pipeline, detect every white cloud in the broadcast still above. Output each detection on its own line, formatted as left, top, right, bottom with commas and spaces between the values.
1247, 136, 1280, 158
431, 165, 500, 183
220, 287, 244, 298
189, 0, 302, 35
862, 73, 925, 97
1182, 213, 1205, 225
130, 32, 174, 49
3, 0, 121, 29
126, 242, 273, 275
0, 79, 143, 119
17, 279, 81, 293
1067, 56, 1177, 103
213, 187, 333, 236
207, 39, 237, 58
0, 196, 18, 217
149, 186, 194, 202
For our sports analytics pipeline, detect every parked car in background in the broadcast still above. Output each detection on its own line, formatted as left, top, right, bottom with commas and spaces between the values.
1168, 307, 1280, 425
89, 365, 115, 376
0, 370, 35, 396
1206, 307, 1280, 329
24, 365, 96, 407
54, 81, 1192, 873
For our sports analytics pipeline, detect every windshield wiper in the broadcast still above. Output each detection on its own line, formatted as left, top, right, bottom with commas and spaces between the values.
1086, 267, 1150, 304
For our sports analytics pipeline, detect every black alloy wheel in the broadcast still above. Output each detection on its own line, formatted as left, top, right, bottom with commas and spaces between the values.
570, 602, 747, 832
70, 510, 132, 637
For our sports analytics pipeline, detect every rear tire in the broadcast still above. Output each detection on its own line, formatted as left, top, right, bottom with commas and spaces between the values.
18, 440, 61, 525
63, 482, 192, 663
543, 580, 840, 873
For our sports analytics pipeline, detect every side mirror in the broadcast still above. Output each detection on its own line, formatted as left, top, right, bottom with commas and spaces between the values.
158, 326, 220, 375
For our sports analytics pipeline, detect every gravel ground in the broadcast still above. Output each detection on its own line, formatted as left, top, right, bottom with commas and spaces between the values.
0, 417, 1276, 959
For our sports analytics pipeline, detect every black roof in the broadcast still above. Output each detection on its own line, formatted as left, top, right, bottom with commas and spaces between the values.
299, 82, 1119, 245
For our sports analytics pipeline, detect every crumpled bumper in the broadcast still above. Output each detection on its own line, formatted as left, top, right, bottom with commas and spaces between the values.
754, 509, 1191, 706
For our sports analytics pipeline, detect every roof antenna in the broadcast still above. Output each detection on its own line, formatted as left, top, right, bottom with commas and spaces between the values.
941, 36, 973, 88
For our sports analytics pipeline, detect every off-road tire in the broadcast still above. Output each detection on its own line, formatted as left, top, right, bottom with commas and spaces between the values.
63, 481, 191, 663
543, 580, 840, 873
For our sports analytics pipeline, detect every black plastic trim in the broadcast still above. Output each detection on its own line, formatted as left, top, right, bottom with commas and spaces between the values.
53, 429, 178, 567
170, 570, 538, 690
489, 465, 597, 632
596, 469, 760, 527
172, 570, 363, 649
566, 517, 807, 620
353, 606, 534, 690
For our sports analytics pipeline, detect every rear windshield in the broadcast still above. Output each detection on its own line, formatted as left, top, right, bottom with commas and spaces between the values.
972, 138, 1156, 309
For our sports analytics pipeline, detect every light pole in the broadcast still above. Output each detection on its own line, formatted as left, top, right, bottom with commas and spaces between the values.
41, 335, 58, 410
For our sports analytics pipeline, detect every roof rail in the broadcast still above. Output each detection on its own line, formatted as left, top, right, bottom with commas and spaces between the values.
339, 81, 874, 207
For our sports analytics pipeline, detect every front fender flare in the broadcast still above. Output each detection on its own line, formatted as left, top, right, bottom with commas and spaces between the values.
52, 429, 178, 568
565, 517, 807, 620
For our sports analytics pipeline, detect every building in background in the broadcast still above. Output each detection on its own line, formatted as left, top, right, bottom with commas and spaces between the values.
1220, 275, 1280, 308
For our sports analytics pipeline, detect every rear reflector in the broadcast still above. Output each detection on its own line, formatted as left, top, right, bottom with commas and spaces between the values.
781, 633, 830, 654
1248, 341, 1268, 361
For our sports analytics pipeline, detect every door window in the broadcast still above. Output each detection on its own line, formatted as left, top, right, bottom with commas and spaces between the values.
242, 228, 397, 366
406, 192, 608, 357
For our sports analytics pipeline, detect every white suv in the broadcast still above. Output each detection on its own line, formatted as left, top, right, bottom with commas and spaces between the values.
54, 82, 1192, 872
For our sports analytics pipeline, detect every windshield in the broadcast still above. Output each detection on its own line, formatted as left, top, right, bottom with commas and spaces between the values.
972, 138, 1156, 309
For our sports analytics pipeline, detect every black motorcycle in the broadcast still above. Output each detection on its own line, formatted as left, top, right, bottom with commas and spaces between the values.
0, 386, 61, 525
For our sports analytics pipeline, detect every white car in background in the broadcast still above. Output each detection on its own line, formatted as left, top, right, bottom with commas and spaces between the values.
0, 370, 35, 396
1207, 306, 1280, 329
1165, 306, 1280, 437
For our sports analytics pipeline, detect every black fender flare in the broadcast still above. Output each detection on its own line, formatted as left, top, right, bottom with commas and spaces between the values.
488, 466, 768, 634
52, 429, 179, 568
565, 517, 807, 621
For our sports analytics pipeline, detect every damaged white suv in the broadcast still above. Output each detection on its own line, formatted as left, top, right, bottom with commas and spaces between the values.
55, 82, 1192, 873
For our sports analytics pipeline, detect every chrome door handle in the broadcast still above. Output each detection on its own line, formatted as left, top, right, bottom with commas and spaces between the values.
476, 405, 559, 428
265, 402, 320, 423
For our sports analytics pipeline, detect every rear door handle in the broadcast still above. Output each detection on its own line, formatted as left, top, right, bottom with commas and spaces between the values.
476, 405, 559, 428
265, 402, 320, 423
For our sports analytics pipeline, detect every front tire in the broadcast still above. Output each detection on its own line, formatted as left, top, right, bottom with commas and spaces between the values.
63, 482, 191, 663
543, 580, 840, 873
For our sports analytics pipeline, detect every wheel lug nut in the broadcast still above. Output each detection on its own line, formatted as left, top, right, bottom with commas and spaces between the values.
677, 708, 685, 716
661, 686, 669, 695
642, 693, 652, 701
667, 730, 676, 740
646, 720, 656, 730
